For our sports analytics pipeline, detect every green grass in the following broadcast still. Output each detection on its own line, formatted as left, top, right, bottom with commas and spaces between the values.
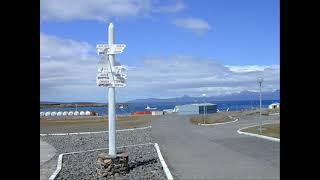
242, 123, 280, 138
40, 115, 159, 130
190, 111, 241, 125
268, 108, 280, 114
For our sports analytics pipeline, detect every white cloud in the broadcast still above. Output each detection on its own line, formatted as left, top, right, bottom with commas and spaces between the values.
40, 34, 279, 102
226, 65, 280, 73
40, 33, 104, 102
40, 0, 185, 22
153, 1, 186, 13
122, 56, 279, 99
172, 17, 211, 34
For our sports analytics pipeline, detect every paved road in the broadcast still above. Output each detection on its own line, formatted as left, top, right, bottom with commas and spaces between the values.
40, 139, 57, 180
151, 114, 280, 180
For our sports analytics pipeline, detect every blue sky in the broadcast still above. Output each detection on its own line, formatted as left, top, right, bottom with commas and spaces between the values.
40, 0, 279, 102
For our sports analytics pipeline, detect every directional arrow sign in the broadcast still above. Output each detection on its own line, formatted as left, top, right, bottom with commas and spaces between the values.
96, 78, 126, 87
96, 44, 126, 55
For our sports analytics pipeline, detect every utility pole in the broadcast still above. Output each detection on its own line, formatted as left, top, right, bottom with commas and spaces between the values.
257, 77, 263, 134
202, 93, 206, 124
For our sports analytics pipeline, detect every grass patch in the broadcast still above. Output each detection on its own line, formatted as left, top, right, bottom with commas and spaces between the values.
190, 111, 241, 125
40, 115, 160, 132
268, 108, 280, 114
241, 123, 280, 139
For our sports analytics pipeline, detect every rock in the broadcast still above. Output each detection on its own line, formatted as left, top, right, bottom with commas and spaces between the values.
115, 173, 120, 177
102, 172, 108, 177
106, 165, 112, 172
104, 159, 112, 165
98, 153, 108, 159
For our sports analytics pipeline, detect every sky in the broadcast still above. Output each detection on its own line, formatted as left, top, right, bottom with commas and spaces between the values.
40, 0, 280, 103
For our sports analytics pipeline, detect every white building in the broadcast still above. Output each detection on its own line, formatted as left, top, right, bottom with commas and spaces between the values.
80, 111, 85, 116
74, 111, 79, 116
152, 111, 163, 116
173, 103, 217, 115
163, 109, 174, 114
268, 103, 280, 109
85, 111, 91, 116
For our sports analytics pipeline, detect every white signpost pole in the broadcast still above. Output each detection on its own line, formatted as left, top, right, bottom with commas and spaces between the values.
108, 23, 116, 156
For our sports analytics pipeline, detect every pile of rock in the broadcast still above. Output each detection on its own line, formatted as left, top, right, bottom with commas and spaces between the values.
96, 150, 129, 178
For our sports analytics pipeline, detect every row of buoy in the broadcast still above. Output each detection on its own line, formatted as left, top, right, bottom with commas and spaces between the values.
40, 111, 93, 117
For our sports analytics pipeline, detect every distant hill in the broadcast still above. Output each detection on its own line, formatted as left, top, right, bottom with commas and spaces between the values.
40, 101, 105, 105
126, 90, 280, 103
40, 101, 107, 109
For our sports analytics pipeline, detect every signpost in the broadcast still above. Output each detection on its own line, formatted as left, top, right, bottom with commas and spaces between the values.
96, 23, 126, 156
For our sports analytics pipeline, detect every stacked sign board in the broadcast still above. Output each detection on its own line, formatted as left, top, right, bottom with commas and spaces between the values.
96, 66, 126, 87
96, 44, 127, 87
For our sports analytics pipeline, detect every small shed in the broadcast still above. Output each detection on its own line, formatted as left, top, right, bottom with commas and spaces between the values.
68, 111, 74, 116
152, 111, 163, 116
268, 103, 280, 109
62, 111, 68, 116
56, 112, 62, 116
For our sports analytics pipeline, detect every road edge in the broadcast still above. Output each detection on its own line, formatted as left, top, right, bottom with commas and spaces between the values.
40, 126, 152, 136
154, 143, 174, 180
198, 116, 238, 126
237, 123, 280, 142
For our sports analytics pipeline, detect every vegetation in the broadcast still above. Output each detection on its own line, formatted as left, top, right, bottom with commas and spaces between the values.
40, 115, 160, 132
40, 103, 107, 109
242, 123, 280, 138
190, 111, 242, 125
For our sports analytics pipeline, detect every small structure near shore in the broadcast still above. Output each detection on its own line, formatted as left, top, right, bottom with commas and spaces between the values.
268, 102, 280, 109
40, 110, 97, 117
152, 111, 164, 116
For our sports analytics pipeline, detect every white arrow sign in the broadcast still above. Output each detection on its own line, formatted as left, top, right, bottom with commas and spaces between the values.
97, 44, 126, 55
97, 78, 126, 87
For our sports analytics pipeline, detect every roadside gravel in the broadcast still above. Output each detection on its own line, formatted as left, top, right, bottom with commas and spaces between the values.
40, 127, 168, 179
40, 128, 152, 153
56, 145, 166, 180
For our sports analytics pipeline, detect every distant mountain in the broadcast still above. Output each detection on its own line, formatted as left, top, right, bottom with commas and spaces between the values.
126, 90, 280, 103
40, 101, 106, 105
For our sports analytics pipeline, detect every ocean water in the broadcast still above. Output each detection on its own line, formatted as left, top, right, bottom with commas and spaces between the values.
40, 100, 279, 116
